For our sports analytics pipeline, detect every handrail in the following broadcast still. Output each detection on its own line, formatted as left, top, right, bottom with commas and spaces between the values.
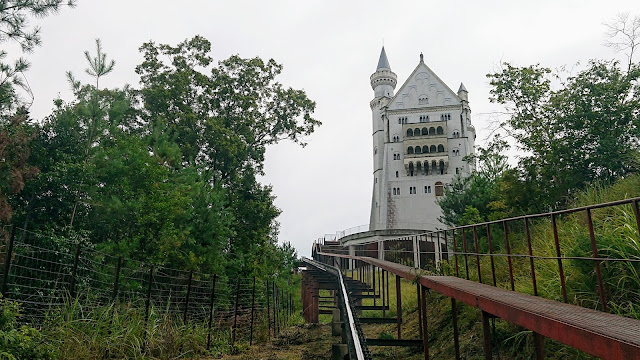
302, 257, 367, 360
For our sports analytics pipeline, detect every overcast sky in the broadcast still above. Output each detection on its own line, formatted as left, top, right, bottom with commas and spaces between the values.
19, 0, 638, 256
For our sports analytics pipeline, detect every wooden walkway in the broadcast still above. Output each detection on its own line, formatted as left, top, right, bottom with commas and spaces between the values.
318, 252, 640, 360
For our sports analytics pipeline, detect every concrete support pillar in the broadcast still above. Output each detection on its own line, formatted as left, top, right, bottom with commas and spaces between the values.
331, 308, 342, 336
378, 240, 384, 260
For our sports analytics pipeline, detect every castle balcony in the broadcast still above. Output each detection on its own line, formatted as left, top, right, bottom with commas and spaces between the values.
403, 155, 449, 176
403, 121, 447, 138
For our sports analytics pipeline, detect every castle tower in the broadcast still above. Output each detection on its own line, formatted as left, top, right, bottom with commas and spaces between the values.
369, 49, 475, 231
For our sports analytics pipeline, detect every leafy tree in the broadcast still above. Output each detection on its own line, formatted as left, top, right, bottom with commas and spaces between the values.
438, 136, 511, 226
486, 60, 640, 210
0, 0, 73, 227
0, 109, 39, 223
134, 36, 319, 275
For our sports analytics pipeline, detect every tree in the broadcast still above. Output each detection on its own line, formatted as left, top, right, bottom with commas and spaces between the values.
135, 36, 319, 275
438, 136, 511, 226
0, 0, 73, 228
604, 13, 640, 71
0, 0, 75, 112
486, 60, 640, 210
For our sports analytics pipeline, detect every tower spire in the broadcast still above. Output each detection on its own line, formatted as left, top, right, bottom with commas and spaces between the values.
376, 46, 391, 70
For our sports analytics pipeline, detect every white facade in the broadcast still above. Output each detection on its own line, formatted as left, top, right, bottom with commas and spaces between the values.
369, 48, 476, 231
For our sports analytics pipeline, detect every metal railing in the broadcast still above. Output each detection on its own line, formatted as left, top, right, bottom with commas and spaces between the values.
316, 197, 640, 316
302, 257, 370, 360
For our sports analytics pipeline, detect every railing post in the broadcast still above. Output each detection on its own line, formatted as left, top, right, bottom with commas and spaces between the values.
486, 225, 497, 287
503, 221, 515, 291
452, 229, 460, 277
69, 243, 81, 298
551, 214, 568, 303
481, 311, 492, 359
421, 285, 429, 360
206, 274, 217, 350
249, 276, 256, 345
382, 269, 386, 317
451, 298, 460, 360
1, 225, 16, 296
524, 218, 538, 296
231, 278, 240, 346
396, 275, 402, 339
183, 270, 193, 324
462, 228, 470, 280
112, 256, 122, 302
417, 282, 423, 339
586, 208, 607, 311
473, 226, 482, 284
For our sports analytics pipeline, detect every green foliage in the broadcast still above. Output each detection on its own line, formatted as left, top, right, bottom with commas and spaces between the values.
487, 60, 640, 210
0, 296, 53, 360
12, 35, 316, 278
438, 135, 512, 226
0, 0, 75, 112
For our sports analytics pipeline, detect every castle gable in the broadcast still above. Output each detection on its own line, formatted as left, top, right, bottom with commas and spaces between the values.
387, 62, 461, 111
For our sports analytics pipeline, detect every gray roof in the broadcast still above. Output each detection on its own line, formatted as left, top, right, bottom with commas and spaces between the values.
376, 47, 391, 70
458, 82, 468, 92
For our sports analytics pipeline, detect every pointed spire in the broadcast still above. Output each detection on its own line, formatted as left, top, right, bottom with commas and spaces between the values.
376, 46, 391, 70
458, 82, 468, 93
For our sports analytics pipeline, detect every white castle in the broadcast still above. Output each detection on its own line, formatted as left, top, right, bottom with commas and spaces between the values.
369, 47, 475, 232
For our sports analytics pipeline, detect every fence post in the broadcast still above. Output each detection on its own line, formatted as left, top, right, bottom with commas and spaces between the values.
266, 279, 271, 339
1, 225, 16, 296
142, 265, 154, 354
206, 274, 217, 350
396, 274, 402, 339
69, 243, 81, 298
273, 282, 278, 334
112, 256, 122, 302
249, 276, 256, 345
231, 278, 240, 346
183, 270, 193, 324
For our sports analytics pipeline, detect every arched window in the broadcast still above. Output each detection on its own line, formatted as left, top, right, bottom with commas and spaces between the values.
430, 145, 437, 153
432, 161, 437, 174
422, 145, 429, 153
407, 129, 413, 137
393, 135, 399, 142
435, 181, 444, 196
421, 127, 428, 135
429, 127, 436, 135
424, 161, 429, 175
416, 162, 422, 173
395, 171, 399, 178
393, 188, 397, 195
414, 128, 420, 136
407, 147, 414, 154
415, 146, 422, 154
437, 126, 444, 135
374, 147, 377, 155
439, 160, 445, 175
438, 144, 445, 152
453, 130, 460, 138
409, 163, 414, 177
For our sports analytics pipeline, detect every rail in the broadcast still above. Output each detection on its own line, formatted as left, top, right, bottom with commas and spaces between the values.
302, 257, 369, 360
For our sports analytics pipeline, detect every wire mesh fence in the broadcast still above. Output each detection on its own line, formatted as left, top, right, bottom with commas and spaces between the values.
0, 226, 296, 350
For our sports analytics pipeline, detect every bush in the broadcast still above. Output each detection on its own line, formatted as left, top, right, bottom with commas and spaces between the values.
0, 295, 54, 360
